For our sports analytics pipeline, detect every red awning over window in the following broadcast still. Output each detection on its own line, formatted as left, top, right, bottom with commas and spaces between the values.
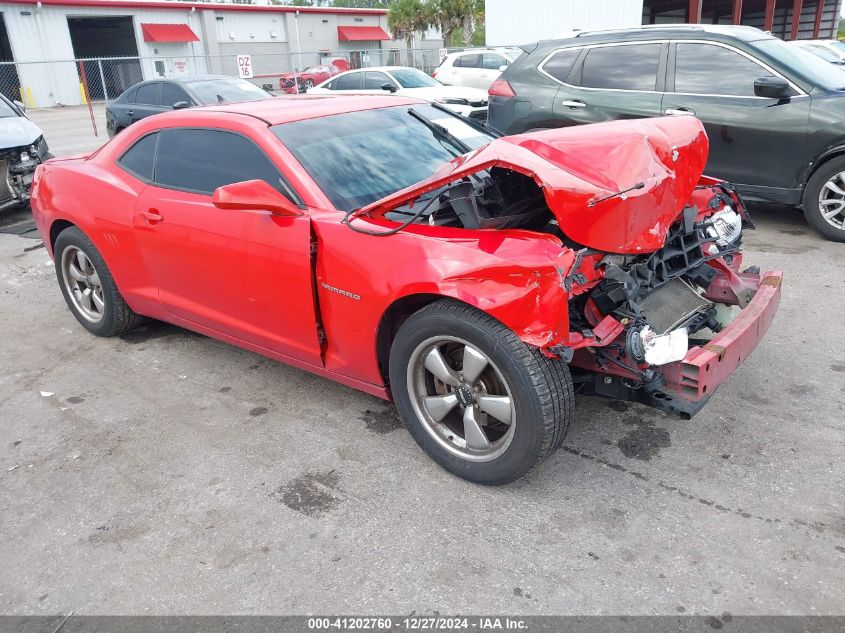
337, 26, 390, 42
141, 23, 200, 43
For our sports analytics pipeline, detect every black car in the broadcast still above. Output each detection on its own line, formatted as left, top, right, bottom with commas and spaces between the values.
106, 75, 273, 138
488, 25, 845, 242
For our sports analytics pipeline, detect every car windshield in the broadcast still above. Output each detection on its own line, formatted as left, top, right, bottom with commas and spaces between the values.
185, 79, 271, 104
828, 41, 845, 55
752, 38, 845, 90
272, 104, 493, 211
391, 68, 440, 88
0, 97, 19, 118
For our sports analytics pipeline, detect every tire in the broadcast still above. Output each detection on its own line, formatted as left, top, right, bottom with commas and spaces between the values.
388, 299, 573, 485
802, 156, 845, 242
54, 226, 143, 336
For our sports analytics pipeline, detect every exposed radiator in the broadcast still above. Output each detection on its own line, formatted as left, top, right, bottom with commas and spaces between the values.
640, 278, 712, 334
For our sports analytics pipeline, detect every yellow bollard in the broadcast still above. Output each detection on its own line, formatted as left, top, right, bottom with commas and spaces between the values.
19, 86, 36, 109
78, 82, 88, 104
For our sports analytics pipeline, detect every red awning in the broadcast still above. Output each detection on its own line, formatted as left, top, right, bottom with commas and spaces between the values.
337, 26, 390, 42
141, 23, 200, 43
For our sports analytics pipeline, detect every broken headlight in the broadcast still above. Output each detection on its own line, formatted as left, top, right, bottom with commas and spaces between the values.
701, 207, 742, 247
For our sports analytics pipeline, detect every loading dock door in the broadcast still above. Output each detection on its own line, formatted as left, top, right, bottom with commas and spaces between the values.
67, 16, 142, 100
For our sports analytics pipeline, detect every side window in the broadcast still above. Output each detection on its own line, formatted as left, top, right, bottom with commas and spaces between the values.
456, 54, 480, 68
135, 83, 162, 106
154, 128, 292, 200
580, 43, 661, 91
674, 43, 776, 97
335, 72, 364, 90
482, 54, 508, 70
117, 132, 158, 182
162, 83, 191, 107
363, 71, 393, 89
542, 48, 581, 83
124, 87, 138, 104
323, 79, 336, 90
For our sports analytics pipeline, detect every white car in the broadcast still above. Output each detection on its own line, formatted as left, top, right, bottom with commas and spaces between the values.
433, 48, 522, 91
786, 40, 845, 65
792, 39, 845, 62
307, 66, 488, 120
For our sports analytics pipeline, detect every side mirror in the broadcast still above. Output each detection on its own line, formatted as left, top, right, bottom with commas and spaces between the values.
754, 76, 791, 99
498, 65, 508, 71
212, 180, 301, 217
172, 101, 190, 110
13, 99, 25, 112
381, 82, 397, 92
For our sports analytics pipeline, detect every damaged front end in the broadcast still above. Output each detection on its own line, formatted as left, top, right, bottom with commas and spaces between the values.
354, 115, 781, 418
0, 136, 51, 212
562, 181, 782, 418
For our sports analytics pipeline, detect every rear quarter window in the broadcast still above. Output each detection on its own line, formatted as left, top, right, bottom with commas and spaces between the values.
117, 132, 158, 182
580, 43, 661, 91
541, 48, 581, 83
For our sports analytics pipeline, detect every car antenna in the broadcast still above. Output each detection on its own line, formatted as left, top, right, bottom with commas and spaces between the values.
587, 181, 645, 207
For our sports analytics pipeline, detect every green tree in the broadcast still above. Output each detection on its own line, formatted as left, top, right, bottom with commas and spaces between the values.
388, 0, 430, 66
460, 0, 484, 48
427, 0, 463, 48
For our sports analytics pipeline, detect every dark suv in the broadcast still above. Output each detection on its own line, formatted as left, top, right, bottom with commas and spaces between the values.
488, 25, 845, 242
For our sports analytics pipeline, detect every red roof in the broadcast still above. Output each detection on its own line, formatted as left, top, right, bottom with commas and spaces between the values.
1, 0, 386, 14
141, 23, 199, 43
337, 26, 391, 42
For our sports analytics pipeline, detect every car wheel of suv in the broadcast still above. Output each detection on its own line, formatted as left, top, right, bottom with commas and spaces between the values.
803, 157, 845, 242
54, 226, 143, 336
389, 299, 573, 485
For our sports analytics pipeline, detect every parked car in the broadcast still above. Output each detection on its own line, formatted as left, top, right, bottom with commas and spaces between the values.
0, 93, 51, 212
105, 76, 272, 137
793, 38, 845, 62
308, 66, 488, 120
787, 40, 845, 65
31, 96, 781, 485
434, 48, 522, 90
487, 24, 845, 242
279, 65, 342, 94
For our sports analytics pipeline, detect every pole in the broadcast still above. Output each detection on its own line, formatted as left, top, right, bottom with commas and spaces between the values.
790, 0, 804, 39
295, 10, 302, 71
764, 0, 776, 32
732, 0, 744, 24
78, 60, 98, 137
813, 0, 825, 38
97, 58, 108, 102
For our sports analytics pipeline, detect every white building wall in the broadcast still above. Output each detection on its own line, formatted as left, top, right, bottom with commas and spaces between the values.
485, 0, 644, 46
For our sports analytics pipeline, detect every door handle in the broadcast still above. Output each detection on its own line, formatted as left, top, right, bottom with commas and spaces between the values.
665, 107, 695, 116
127, 110, 134, 116
561, 99, 587, 109
142, 209, 163, 224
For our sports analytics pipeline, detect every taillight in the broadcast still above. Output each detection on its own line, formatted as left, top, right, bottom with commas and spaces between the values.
488, 78, 515, 97
432, 68, 439, 78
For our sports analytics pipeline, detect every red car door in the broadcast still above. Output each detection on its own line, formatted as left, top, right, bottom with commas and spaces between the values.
131, 128, 322, 366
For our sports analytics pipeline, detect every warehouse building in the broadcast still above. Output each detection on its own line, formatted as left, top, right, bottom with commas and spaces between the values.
0, 0, 442, 107
486, 0, 843, 46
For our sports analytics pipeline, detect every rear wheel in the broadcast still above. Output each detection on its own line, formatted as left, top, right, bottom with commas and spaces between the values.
54, 226, 142, 336
803, 156, 845, 242
389, 300, 573, 485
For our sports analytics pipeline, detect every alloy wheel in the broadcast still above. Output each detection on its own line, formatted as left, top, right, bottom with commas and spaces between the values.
61, 246, 105, 324
817, 171, 845, 230
407, 336, 516, 462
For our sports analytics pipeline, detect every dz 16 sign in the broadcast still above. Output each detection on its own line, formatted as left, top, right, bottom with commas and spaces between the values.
237, 55, 253, 79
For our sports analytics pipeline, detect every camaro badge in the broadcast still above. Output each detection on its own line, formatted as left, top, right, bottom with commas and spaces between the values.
321, 282, 361, 301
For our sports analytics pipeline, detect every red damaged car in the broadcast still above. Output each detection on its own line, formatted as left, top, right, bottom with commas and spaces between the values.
278, 64, 341, 94
30, 96, 782, 485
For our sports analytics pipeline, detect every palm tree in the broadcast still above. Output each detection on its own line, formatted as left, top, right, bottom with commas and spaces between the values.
428, 0, 463, 49
460, 0, 484, 48
388, 0, 431, 67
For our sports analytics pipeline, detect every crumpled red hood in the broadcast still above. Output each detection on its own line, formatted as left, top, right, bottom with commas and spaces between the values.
358, 116, 709, 254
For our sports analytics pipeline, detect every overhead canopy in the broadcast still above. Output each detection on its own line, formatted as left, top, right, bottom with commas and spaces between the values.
337, 25, 390, 42
141, 23, 200, 43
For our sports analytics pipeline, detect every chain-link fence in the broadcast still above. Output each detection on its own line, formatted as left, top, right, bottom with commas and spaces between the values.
0, 47, 452, 111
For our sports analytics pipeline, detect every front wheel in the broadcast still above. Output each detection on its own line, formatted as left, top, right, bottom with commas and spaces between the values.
802, 157, 845, 242
389, 300, 573, 485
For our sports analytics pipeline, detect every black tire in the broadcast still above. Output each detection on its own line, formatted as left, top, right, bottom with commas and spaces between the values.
802, 157, 845, 242
54, 226, 143, 336
389, 299, 573, 485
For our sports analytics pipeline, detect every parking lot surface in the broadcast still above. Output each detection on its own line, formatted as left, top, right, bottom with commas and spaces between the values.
0, 106, 843, 615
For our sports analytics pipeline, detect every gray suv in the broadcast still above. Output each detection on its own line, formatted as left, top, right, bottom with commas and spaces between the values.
487, 25, 845, 242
